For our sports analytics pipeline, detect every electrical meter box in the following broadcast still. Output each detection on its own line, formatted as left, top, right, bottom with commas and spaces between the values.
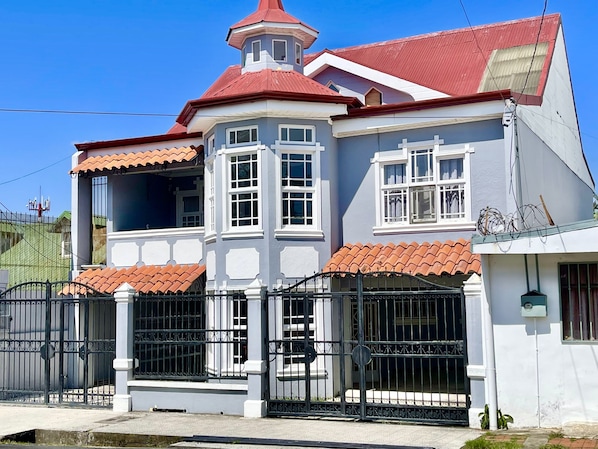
521, 290, 547, 317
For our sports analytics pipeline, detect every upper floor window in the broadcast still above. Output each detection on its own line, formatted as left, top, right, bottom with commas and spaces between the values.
560, 263, 598, 341
207, 135, 215, 156
281, 153, 314, 226
273, 40, 287, 62
227, 126, 258, 147
252, 40, 261, 63
295, 43, 302, 65
279, 125, 315, 144
374, 137, 471, 229
229, 153, 259, 228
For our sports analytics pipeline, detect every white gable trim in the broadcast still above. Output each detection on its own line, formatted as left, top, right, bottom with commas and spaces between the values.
304, 52, 450, 101
332, 100, 504, 138
187, 100, 347, 134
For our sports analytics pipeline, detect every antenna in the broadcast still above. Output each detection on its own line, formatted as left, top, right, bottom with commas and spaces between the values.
27, 187, 51, 221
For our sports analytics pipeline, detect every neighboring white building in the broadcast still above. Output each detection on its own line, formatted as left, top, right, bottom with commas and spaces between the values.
65, 0, 594, 428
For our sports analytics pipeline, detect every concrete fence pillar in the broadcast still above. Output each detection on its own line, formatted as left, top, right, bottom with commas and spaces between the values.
243, 279, 267, 418
0, 270, 8, 293
463, 273, 485, 428
113, 282, 136, 413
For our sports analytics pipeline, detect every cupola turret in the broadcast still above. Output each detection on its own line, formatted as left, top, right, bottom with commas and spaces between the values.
227, 0, 318, 74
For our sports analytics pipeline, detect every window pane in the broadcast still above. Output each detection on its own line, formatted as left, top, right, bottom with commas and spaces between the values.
252, 41, 261, 62
183, 196, 200, 213
281, 128, 288, 141
440, 184, 465, 219
410, 186, 436, 223
384, 164, 406, 185
289, 128, 305, 142
411, 149, 433, 182
295, 43, 301, 64
383, 188, 407, 223
560, 263, 598, 341
274, 40, 286, 61
440, 158, 464, 180
305, 129, 312, 142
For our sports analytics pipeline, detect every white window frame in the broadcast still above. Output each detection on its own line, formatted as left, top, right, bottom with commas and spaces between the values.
252, 40, 261, 63
227, 125, 258, 147
295, 42, 302, 65
372, 136, 474, 234
207, 135, 215, 156
220, 143, 265, 239
205, 161, 215, 237
273, 39, 287, 62
175, 179, 203, 228
61, 232, 72, 259
273, 138, 323, 239
275, 292, 327, 380
279, 124, 315, 144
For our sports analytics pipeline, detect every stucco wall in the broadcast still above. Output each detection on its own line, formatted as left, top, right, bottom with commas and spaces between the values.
516, 119, 593, 224
312, 66, 415, 104
337, 119, 506, 245
205, 117, 338, 291
485, 252, 598, 428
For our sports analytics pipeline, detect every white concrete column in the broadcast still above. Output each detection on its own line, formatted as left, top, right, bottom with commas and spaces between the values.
480, 257, 498, 430
0, 270, 7, 292
463, 273, 486, 428
113, 282, 136, 412
243, 279, 267, 418
71, 151, 93, 272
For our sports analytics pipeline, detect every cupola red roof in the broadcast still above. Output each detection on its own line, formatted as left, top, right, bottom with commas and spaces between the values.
227, 0, 318, 50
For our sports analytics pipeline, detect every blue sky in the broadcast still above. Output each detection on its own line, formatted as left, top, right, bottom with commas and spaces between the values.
0, 0, 596, 216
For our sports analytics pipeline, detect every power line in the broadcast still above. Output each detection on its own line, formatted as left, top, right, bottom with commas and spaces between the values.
458, 0, 506, 100
0, 107, 177, 117
0, 155, 71, 186
517, 0, 548, 101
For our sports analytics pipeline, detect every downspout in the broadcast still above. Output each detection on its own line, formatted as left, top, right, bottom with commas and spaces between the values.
481, 256, 498, 430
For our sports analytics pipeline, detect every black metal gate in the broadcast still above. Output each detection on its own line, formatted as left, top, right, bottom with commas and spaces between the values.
266, 272, 469, 425
0, 281, 115, 407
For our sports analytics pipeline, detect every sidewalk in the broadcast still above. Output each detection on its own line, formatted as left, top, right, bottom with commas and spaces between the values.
0, 404, 597, 449
0, 405, 480, 449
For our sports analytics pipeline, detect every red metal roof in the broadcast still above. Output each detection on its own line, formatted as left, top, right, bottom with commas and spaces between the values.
69, 264, 206, 295
206, 69, 344, 99
71, 145, 202, 175
310, 14, 560, 97
323, 239, 481, 276
228, 0, 317, 49
177, 69, 360, 126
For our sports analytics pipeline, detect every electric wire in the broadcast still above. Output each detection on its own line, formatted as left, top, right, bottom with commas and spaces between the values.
0, 155, 71, 186
458, 0, 506, 101
517, 0, 549, 102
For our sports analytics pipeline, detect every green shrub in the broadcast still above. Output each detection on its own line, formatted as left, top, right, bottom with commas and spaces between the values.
479, 404, 514, 430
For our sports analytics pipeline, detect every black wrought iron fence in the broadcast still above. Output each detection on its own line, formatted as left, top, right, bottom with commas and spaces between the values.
0, 281, 115, 407
134, 292, 248, 381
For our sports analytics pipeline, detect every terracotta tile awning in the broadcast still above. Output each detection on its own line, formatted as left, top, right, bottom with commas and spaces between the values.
68, 264, 206, 295
71, 146, 202, 175
323, 239, 481, 276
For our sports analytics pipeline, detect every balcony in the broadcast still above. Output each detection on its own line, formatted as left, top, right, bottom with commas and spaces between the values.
107, 226, 204, 268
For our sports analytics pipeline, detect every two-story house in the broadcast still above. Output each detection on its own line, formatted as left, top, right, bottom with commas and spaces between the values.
69, 0, 593, 427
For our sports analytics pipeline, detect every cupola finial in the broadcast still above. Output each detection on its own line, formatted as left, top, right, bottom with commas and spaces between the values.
257, 0, 285, 11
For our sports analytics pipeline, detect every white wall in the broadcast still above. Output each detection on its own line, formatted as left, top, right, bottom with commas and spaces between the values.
518, 25, 592, 189
484, 252, 598, 428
